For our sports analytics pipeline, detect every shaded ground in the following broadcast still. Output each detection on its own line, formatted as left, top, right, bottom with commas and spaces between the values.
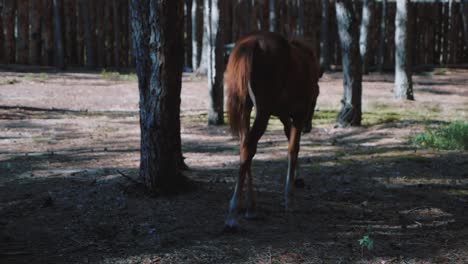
0, 69, 467, 263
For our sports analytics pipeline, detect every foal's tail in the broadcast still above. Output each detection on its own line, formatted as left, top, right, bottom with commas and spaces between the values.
225, 40, 257, 138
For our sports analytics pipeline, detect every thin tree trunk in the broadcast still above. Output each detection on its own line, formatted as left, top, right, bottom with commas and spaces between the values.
335, 0, 362, 126
198, 0, 209, 74
53, 0, 65, 69
394, 0, 414, 100
113, 0, 121, 69
360, 0, 374, 74
76, 0, 84, 66
80, 0, 95, 68
130, 0, 187, 193
29, 0, 42, 65
377, 0, 387, 72
64, 0, 77, 66
2, 0, 16, 63
320, 0, 329, 70
298, 0, 304, 36
104, 3, 114, 67
185, 0, 193, 69
462, 0, 468, 47
269, 0, 276, 32
41, 0, 53, 65
95, 1, 105, 67
206, 0, 225, 125
17, 0, 29, 64
120, 0, 129, 68
0, 2, 3, 63
191, 0, 199, 68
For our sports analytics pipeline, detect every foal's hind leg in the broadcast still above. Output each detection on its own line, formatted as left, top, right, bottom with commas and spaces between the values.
225, 113, 269, 228
284, 118, 304, 211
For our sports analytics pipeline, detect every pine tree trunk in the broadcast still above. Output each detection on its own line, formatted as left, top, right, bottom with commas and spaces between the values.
80, 0, 95, 68
335, 0, 362, 127
113, 0, 121, 69
377, 0, 387, 72
64, 0, 77, 66
192, 0, 203, 69
76, 0, 84, 66
198, 0, 209, 74
320, 0, 329, 70
394, 0, 414, 100
130, 0, 187, 193
298, 0, 304, 36
185, 0, 193, 69
29, 0, 42, 65
41, 0, 53, 65
269, 0, 276, 32
206, 0, 225, 125
104, 3, 114, 67
17, 0, 29, 64
95, 1, 105, 67
53, 0, 65, 69
0, 2, 3, 63
462, 0, 468, 47
2, 0, 16, 63
359, 0, 374, 74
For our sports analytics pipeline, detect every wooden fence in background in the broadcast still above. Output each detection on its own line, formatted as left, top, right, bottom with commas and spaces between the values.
0, 0, 466, 70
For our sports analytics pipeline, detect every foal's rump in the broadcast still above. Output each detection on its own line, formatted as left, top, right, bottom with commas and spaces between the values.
225, 32, 321, 137
225, 32, 290, 136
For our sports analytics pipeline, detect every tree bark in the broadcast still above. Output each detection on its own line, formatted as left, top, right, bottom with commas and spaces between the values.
462, 0, 468, 48
80, 0, 96, 68
197, 0, 210, 75
95, 1, 105, 67
104, 3, 114, 67
29, 0, 42, 65
76, 0, 84, 66
298, 0, 304, 36
2, 0, 16, 63
319, 0, 330, 70
64, 0, 77, 66
130, 0, 187, 193
192, 0, 203, 69
377, 0, 387, 72
17, 0, 29, 64
206, 0, 225, 125
112, 0, 121, 69
269, 0, 276, 32
41, 0, 53, 65
335, 0, 362, 126
0, 1, 3, 63
185, 0, 193, 69
359, 0, 374, 74
394, 0, 414, 100
53, 0, 65, 69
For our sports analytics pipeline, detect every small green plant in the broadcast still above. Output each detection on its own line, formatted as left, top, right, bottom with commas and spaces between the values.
411, 121, 468, 150
101, 69, 121, 81
358, 231, 374, 257
101, 69, 137, 82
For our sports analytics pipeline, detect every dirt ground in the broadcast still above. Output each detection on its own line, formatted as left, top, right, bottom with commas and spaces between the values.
0, 69, 467, 264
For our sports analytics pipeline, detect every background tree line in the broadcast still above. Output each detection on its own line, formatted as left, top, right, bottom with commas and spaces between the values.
0, 0, 467, 70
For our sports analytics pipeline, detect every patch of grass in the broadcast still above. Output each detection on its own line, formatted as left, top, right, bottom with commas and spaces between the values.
0, 78, 20, 85
101, 69, 137, 82
433, 67, 450, 75
411, 121, 468, 150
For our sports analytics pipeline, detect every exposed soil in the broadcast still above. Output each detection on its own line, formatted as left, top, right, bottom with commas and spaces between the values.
0, 69, 467, 263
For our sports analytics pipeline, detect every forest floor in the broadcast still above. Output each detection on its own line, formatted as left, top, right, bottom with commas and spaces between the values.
0, 69, 467, 264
